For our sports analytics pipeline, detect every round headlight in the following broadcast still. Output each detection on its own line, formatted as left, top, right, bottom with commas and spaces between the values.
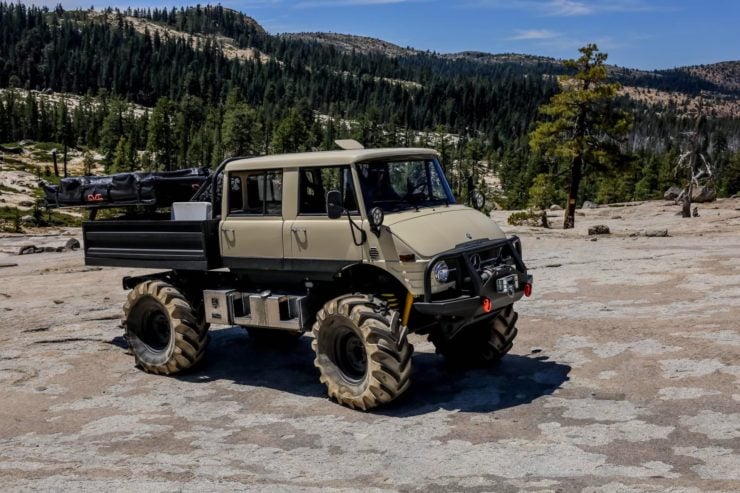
433, 261, 450, 283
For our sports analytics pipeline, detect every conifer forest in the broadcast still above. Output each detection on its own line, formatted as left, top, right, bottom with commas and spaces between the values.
1, 3, 739, 207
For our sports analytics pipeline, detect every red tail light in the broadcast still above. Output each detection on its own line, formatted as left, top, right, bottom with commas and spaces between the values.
524, 283, 533, 297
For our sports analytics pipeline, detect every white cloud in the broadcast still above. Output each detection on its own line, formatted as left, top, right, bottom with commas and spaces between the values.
296, 0, 419, 7
470, 0, 654, 17
507, 29, 561, 41
544, 0, 592, 16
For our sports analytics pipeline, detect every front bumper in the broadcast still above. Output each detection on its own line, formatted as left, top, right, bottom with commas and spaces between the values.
412, 236, 531, 335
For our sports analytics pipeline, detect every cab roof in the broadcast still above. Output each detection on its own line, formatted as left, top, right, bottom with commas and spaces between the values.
225, 147, 440, 173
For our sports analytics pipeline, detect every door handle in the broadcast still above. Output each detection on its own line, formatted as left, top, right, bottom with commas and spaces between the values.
291, 226, 306, 234
222, 228, 235, 233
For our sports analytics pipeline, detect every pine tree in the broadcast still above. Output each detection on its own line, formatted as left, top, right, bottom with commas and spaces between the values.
271, 109, 311, 154
222, 103, 262, 157
147, 97, 176, 170
529, 44, 633, 228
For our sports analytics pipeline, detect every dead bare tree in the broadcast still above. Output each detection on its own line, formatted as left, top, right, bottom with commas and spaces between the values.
674, 131, 714, 218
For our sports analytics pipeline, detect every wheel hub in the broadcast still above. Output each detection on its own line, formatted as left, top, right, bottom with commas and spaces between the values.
132, 298, 171, 352
332, 326, 367, 382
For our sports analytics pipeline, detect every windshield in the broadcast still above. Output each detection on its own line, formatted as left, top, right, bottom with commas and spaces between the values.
356, 158, 455, 213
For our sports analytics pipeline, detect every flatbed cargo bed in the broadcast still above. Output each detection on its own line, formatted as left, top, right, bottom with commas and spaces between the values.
83, 219, 221, 271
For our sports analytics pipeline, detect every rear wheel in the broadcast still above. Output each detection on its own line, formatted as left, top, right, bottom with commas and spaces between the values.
429, 305, 518, 367
312, 294, 413, 410
123, 280, 209, 374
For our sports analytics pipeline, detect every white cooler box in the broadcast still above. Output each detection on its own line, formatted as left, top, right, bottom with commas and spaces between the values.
172, 202, 212, 221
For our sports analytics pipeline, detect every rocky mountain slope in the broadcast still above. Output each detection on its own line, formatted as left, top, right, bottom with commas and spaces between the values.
285, 31, 740, 114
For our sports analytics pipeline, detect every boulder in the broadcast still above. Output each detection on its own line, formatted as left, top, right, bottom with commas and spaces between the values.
65, 238, 81, 250
691, 186, 717, 203
549, 204, 563, 211
18, 201, 33, 207
20, 215, 34, 223
644, 229, 669, 237
18, 245, 41, 255
588, 225, 610, 235
664, 186, 682, 200
582, 201, 597, 209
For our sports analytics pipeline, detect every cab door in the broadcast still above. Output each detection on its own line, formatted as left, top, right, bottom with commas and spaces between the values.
220, 169, 285, 270
286, 166, 364, 278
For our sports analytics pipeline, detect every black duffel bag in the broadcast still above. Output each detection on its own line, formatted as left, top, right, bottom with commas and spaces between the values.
43, 167, 210, 208
58, 177, 88, 205
83, 175, 113, 205
109, 173, 142, 204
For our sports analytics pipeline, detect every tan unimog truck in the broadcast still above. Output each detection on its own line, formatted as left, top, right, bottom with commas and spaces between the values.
80, 143, 532, 410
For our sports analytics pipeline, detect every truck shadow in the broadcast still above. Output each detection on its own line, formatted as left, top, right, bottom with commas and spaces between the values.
383, 352, 570, 417
173, 327, 570, 416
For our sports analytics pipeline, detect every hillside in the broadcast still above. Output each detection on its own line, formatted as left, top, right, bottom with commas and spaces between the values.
283, 32, 416, 58
1, 3, 740, 208
683, 61, 740, 93
284, 32, 740, 100
88, 9, 272, 64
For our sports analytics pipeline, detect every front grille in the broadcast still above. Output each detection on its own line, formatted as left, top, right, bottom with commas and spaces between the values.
369, 247, 380, 260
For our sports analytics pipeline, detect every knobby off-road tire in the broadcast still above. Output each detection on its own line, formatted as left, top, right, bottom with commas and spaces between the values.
312, 294, 413, 410
429, 305, 518, 367
123, 280, 210, 375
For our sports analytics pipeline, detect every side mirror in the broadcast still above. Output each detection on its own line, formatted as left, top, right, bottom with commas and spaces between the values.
327, 190, 344, 219
369, 206, 384, 236
472, 190, 485, 210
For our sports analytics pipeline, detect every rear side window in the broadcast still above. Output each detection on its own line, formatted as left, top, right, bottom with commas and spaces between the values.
228, 176, 243, 214
228, 170, 283, 216
299, 166, 358, 215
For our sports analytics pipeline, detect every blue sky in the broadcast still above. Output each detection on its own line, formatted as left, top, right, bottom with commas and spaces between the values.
21, 0, 740, 70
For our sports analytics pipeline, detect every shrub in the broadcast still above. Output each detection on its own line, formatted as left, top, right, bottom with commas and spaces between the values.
507, 209, 543, 227
528, 173, 558, 210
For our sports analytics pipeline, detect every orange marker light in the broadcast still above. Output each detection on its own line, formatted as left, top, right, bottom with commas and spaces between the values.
482, 297, 492, 313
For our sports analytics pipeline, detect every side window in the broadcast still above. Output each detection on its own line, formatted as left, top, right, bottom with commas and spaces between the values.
263, 170, 282, 215
299, 166, 358, 215
228, 176, 243, 214
228, 170, 283, 216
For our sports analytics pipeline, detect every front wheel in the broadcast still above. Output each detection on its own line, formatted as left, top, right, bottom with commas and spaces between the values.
123, 280, 210, 374
312, 294, 413, 410
429, 305, 518, 367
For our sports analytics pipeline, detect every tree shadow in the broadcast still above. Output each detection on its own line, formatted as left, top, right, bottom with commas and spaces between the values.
168, 326, 570, 415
